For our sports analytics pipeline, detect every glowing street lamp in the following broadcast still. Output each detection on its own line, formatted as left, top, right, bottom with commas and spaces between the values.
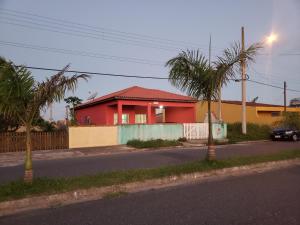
265, 33, 278, 45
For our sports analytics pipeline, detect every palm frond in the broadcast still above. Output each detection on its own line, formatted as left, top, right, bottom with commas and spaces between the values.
214, 41, 263, 87
166, 49, 212, 99
33, 66, 89, 117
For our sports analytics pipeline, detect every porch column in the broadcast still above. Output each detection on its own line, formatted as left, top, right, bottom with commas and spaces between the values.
117, 102, 122, 125
147, 104, 152, 124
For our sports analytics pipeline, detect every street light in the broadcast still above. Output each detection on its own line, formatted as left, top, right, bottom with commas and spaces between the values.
265, 33, 278, 46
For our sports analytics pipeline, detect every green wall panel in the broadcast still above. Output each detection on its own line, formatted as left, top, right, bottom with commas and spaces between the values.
118, 124, 183, 144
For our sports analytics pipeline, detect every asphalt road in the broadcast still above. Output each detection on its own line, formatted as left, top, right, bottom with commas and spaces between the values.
1, 165, 299, 225
0, 141, 300, 183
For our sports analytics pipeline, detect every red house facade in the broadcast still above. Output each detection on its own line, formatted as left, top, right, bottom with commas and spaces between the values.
75, 86, 197, 125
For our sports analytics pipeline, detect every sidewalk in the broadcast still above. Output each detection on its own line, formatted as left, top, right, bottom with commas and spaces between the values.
0, 145, 137, 167
0, 140, 268, 168
0, 143, 206, 167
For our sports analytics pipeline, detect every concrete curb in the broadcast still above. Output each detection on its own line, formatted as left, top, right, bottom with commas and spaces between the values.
1, 158, 299, 217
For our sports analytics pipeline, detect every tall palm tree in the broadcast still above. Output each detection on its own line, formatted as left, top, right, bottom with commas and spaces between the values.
166, 42, 261, 161
0, 57, 89, 182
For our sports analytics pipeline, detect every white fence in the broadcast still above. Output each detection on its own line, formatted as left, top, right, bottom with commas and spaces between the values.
183, 123, 227, 140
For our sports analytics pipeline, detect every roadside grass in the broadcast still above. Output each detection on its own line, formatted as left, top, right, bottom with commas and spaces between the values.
0, 149, 299, 202
227, 123, 271, 143
127, 139, 182, 148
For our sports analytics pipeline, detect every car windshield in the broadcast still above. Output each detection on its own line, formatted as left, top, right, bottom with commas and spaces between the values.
273, 127, 292, 132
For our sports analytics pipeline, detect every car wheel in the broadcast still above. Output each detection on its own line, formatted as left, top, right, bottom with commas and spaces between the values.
292, 134, 298, 141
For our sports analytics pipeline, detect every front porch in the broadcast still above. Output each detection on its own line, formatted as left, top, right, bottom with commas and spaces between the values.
107, 100, 196, 125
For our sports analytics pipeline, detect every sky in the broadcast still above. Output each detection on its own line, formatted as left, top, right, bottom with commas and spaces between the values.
0, 0, 299, 120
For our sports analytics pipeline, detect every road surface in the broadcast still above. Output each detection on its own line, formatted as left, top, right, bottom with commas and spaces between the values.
0, 141, 300, 183
1, 165, 299, 225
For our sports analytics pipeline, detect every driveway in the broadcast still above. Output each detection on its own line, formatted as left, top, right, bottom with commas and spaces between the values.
0, 141, 300, 183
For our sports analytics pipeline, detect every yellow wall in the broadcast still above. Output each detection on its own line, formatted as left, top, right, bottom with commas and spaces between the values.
69, 126, 118, 148
196, 101, 300, 125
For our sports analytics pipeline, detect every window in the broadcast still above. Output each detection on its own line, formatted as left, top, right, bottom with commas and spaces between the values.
83, 116, 92, 125
122, 114, 129, 124
135, 114, 147, 124
114, 113, 130, 124
271, 112, 280, 117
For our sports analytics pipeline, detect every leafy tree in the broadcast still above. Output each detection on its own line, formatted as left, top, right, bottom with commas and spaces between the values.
0, 57, 89, 182
0, 113, 20, 132
64, 96, 82, 125
166, 42, 261, 161
33, 116, 56, 132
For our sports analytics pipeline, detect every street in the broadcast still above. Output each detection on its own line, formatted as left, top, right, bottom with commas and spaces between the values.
1, 141, 300, 183
1, 164, 299, 225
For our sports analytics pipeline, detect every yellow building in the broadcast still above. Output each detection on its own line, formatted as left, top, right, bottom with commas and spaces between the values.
196, 100, 300, 125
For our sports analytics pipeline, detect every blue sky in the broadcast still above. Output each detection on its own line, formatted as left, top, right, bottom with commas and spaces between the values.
0, 0, 299, 120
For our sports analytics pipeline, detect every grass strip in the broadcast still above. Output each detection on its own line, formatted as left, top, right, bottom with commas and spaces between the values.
127, 139, 182, 148
0, 149, 299, 202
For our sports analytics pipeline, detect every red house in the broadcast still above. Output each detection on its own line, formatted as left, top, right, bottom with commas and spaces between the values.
75, 86, 197, 125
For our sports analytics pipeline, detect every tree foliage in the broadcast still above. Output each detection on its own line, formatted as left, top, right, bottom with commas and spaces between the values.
280, 112, 300, 129
166, 42, 262, 160
0, 57, 89, 182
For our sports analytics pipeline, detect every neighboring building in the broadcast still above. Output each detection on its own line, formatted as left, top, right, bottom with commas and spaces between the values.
75, 86, 197, 125
196, 100, 300, 125
290, 98, 300, 107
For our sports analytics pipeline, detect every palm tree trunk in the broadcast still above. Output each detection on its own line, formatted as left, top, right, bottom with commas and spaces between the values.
207, 98, 216, 161
24, 124, 33, 183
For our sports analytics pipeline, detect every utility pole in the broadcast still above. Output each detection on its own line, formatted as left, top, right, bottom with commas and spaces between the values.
208, 34, 211, 66
284, 81, 287, 112
241, 27, 247, 134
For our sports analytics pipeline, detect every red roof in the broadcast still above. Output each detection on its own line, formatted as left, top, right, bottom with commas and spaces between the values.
221, 100, 283, 107
76, 86, 197, 109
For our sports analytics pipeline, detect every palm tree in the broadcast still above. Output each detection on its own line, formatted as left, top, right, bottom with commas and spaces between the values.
0, 57, 89, 182
166, 42, 261, 161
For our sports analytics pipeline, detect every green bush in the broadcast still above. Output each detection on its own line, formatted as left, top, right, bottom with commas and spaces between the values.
227, 122, 271, 143
277, 112, 300, 129
178, 137, 187, 142
127, 139, 182, 148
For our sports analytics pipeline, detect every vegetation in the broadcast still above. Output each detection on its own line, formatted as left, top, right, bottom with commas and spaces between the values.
33, 116, 56, 132
276, 112, 300, 130
227, 122, 271, 143
64, 96, 82, 125
166, 42, 262, 160
0, 149, 299, 202
0, 114, 20, 132
0, 57, 89, 183
127, 139, 181, 148
178, 137, 187, 142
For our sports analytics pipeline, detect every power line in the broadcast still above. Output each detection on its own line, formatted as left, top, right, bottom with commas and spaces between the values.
0, 40, 164, 66
0, 7, 210, 49
250, 66, 300, 85
0, 8, 220, 52
248, 79, 300, 93
18, 66, 170, 80
13, 65, 300, 93
0, 20, 181, 52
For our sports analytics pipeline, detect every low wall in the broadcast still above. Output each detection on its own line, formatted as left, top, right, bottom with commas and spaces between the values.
69, 126, 118, 148
68, 123, 227, 148
118, 124, 183, 144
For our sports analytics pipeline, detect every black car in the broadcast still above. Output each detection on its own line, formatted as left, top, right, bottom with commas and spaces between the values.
271, 128, 300, 141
